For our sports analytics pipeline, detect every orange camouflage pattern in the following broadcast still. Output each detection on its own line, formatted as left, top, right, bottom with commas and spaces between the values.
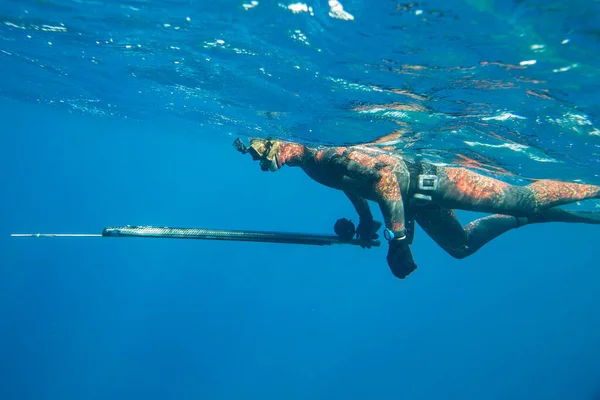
374, 169, 405, 232
444, 167, 510, 200
276, 142, 306, 166
529, 180, 600, 209
346, 150, 380, 168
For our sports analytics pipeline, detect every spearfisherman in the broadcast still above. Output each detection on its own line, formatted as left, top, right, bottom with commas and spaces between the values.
234, 137, 600, 279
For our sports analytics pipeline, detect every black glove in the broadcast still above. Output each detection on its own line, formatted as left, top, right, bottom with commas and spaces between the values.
386, 239, 418, 279
356, 219, 382, 248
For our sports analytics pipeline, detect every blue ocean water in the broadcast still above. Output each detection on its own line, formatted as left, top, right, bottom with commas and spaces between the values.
1, 0, 600, 399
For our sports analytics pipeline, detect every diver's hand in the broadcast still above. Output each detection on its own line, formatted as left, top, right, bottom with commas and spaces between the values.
356, 219, 382, 248
386, 239, 417, 279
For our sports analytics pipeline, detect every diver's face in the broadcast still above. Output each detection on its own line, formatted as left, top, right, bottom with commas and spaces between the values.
249, 139, 279, 172
248, 139, 268, 160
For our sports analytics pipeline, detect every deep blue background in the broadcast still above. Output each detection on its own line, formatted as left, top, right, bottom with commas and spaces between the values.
2, 98, 600, 399
1, 0, 600, 397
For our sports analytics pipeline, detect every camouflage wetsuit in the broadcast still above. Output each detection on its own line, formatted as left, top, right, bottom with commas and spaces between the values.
239, 138, 600, 279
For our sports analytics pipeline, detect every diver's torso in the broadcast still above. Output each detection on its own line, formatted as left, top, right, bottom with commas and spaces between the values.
299, 145, 406, 201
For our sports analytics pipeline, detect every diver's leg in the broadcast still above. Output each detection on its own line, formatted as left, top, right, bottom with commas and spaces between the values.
527, 208, 600, 224
414, 205, 525, 259
416, 205, 600, 260
459, 209, 600, 256
433, 167, 600, 215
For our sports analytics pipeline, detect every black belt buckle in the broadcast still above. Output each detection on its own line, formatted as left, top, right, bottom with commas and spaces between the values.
418, 174, 438, 191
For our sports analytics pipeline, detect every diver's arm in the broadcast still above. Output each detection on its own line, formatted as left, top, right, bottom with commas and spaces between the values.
378, 198, 407, 240
373, 170, 406, 238
344, 191, 373, 221
374, 170, 418, 279
344, 191, 382, 244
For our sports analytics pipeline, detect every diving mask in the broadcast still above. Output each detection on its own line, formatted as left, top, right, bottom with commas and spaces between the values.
233, 138, 280, 171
